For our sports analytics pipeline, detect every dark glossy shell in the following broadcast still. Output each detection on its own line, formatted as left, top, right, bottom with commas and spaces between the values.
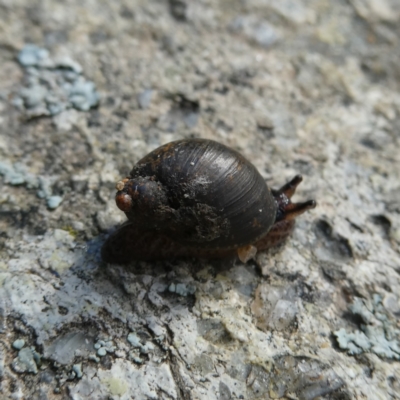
128, 139, 277, 249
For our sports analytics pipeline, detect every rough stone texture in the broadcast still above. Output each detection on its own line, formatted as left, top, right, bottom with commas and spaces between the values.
1, 0, 400, 399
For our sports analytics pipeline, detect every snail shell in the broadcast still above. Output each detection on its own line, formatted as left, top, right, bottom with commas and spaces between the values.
102, 139, 316, 263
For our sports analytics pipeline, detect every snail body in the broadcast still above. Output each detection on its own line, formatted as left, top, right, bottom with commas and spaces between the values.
102, 139, 316, 263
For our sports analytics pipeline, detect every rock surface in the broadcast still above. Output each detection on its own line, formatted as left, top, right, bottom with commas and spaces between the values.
1, 0, 400, 399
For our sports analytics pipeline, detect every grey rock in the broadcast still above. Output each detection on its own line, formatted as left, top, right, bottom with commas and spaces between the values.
96, 347, 107, 357
169, 282, 196, 296
72, 363, 83, 379
46, 196, 63, 210
0, 297, 6, 333
0, 342, 5, 379
1, 0, 400, 398
69, 79, 99, 111
17, 45, 51, 67
137, 89, 153, 109
350, 0, 398, 22
12, 339, 25, 350
251, 282, 300, 332
0, 162, 39, 187
335, 328, 371, 355
44, 332, 95, 365
39, 370, 54, 384
20, 85, 48, 108
15, 45, 99, 117
334, 297, 400, 359
54, 56, 83, 74
12, 348, 40, 374
127, 332, 142, 348
229, 16, 280, 48
271, 356, 344, 399
219, 381, 231, 400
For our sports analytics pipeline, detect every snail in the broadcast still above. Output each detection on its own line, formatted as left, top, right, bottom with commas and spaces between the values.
101, 138, 316, 263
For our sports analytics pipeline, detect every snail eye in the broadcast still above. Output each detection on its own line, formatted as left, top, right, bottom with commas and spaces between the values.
116, 193, 132, 212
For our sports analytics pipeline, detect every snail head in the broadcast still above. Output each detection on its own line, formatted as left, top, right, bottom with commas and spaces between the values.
115, 176, 169, 223
272, 175, 316, 223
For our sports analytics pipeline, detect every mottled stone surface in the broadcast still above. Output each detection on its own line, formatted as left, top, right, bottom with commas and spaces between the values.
1, 0, 400, 399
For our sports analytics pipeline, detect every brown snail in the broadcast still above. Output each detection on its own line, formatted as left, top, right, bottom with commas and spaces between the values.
101, 138, 316, 263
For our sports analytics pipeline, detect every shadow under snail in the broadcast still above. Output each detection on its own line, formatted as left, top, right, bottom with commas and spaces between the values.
101, 138, 316, 263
